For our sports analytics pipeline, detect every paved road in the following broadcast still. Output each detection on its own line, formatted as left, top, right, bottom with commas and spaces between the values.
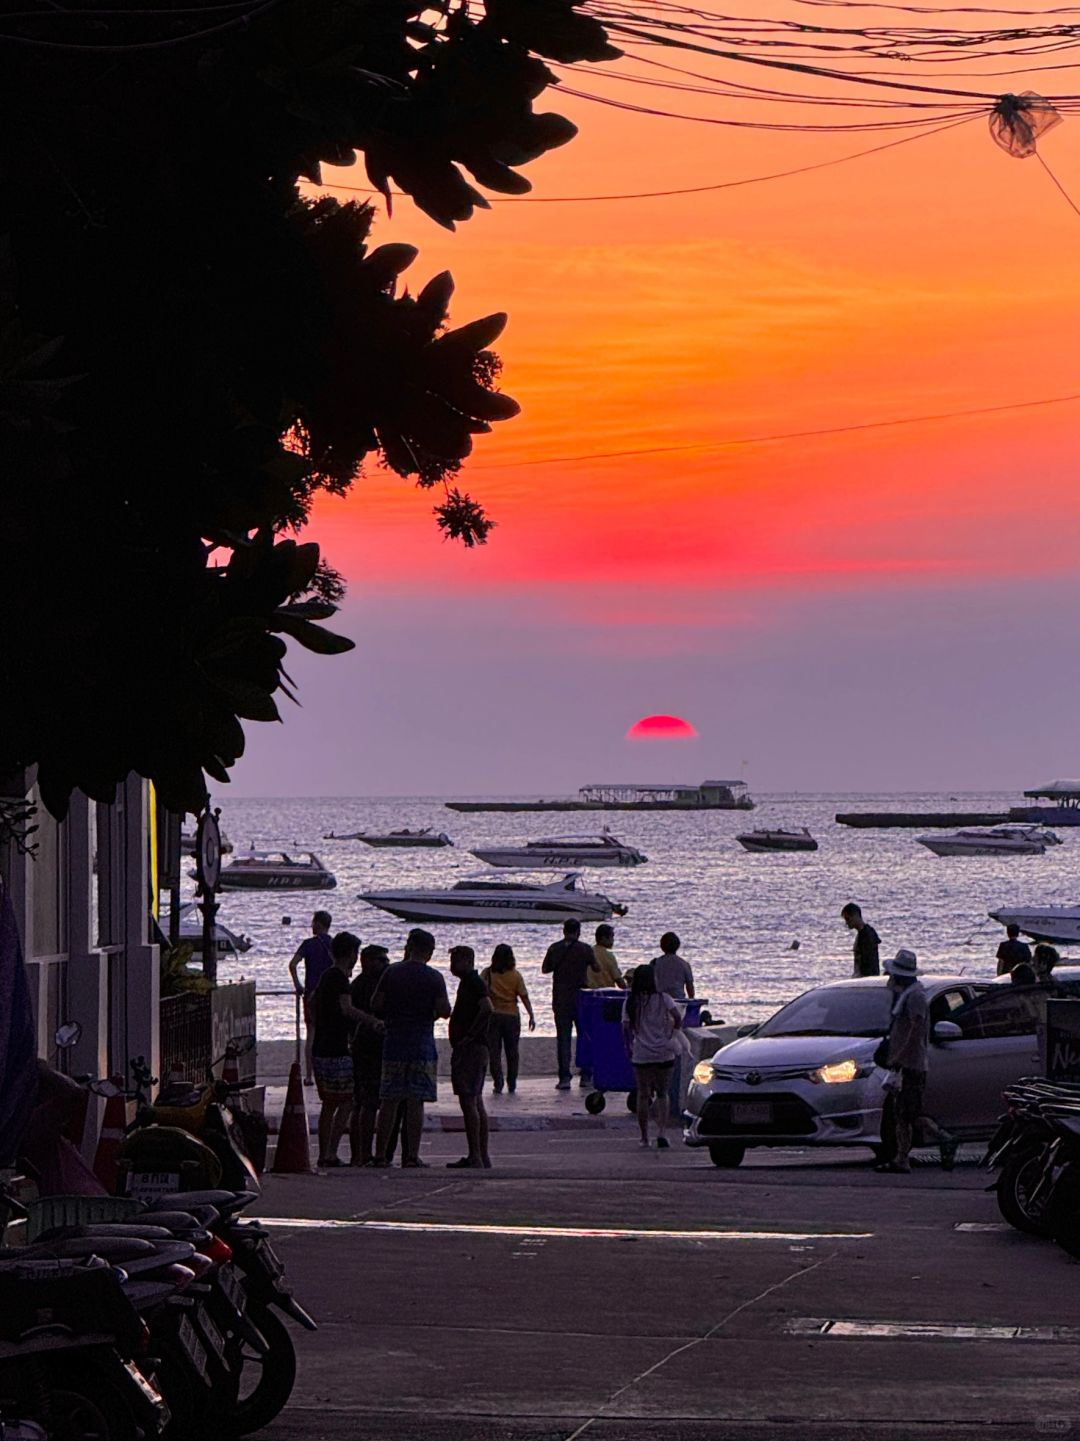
258, 1133, 1080, 1441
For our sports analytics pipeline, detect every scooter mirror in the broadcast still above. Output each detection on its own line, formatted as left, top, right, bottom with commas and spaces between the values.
54, 1021, 83, 1049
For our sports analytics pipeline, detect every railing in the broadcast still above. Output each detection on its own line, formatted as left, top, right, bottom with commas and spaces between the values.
159, 992, 212, 1081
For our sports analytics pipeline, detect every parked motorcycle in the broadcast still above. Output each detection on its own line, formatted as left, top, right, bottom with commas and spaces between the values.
985, 1078, 1080, 1237
0, 1248, 169, 1441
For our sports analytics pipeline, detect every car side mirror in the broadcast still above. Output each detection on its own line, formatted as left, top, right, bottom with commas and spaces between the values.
736, 1023, 758, 1037
933, 1020, 963, 1042
54, 1021, 82, 1049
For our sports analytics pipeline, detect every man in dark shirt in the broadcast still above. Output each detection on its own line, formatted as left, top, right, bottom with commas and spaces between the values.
996, 925, 1032, 977
542, 919, 600, 1090
312, 930, 361, 1168
348, 944, 390, 1167
374, 929, 451, 1168
842, 902, 880, 978
287, 910, 333, 1085
446, 945, 494, 1169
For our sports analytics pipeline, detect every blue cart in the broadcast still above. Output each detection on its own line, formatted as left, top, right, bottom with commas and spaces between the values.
580, 989, 709, 1114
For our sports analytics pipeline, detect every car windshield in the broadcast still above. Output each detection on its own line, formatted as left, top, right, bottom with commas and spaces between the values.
755, 986, 894, 1039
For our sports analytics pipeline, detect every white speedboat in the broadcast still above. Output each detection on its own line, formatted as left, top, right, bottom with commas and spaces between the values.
989, 903, 1080, 945
358, 872, 627, 924
737, 828, 817, 853
356, 829, 453, 848
471, 831, 646, 869
204, 850, 337, 891
920, 825, 1061, 857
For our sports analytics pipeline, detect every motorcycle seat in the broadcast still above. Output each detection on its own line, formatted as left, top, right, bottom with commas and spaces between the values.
34, 1223, 181, 1244
146, 1189, 254, 1216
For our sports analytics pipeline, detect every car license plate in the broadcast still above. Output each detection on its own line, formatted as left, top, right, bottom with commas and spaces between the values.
731, 1102, 772, 1126
128, 1170, 181, 1200
178, 1315, 211, 1383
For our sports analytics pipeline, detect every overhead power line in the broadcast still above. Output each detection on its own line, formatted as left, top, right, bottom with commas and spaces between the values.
473, 390, 1080, 470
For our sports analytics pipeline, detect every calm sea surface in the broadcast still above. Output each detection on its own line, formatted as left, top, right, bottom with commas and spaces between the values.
189, 792, 1080, 1040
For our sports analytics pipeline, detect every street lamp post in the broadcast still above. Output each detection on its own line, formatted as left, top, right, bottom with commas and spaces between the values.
194, 806, 223, 986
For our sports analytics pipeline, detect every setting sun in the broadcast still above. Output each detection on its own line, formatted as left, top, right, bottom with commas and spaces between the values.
626, 714, 699, 741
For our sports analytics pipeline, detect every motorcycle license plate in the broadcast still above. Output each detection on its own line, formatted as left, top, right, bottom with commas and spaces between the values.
731, 1103, 772, 1126
178, 1315, 211, 1383
122, 1358, 168, 1415
197, 1310, 227, 1365
128, 1170, 181, 1200
255, 1238, 285, 1280
219, 1264, 245, 1314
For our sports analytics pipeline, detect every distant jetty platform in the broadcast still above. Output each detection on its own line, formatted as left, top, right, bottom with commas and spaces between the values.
448, 780, 754, 814
836, 811, 1011, 829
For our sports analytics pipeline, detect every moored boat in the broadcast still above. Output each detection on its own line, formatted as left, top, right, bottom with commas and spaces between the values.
163, 902, 252, 958
989, 903, 1080, 945
358, 872, 626, 924
471, 830, 646, 869
737, 828, 818, 853
354, 829, 453, 848
203, 850, 337, 891
919, 825, 1061, 857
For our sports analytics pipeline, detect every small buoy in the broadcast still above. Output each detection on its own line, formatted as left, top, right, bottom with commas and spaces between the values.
282, 916, 292, 926
789, 939, 800, 951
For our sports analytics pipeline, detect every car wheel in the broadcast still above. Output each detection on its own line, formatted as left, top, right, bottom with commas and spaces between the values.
708, 1142, 746, 1168
870, 1144, 892, 1164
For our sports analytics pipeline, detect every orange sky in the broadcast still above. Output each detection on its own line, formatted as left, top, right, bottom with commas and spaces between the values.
302, 23, 1080, 603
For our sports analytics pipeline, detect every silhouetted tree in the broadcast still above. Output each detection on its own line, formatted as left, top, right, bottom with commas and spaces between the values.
0, 0, 617, 816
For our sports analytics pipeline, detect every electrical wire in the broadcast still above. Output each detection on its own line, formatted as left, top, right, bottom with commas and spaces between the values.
472, 390, 1080, 470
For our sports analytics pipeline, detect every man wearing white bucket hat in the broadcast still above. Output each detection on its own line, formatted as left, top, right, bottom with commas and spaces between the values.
874, 949, 959, 1174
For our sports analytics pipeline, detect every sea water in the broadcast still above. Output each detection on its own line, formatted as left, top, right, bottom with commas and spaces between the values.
188, 792, 1078, 1040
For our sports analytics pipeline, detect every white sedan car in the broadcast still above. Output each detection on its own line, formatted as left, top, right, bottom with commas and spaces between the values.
683, 972, 1078, 1167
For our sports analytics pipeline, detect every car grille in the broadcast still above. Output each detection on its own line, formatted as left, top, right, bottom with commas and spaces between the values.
698, 1093, 816, 1137
711, 1065, 809, 1083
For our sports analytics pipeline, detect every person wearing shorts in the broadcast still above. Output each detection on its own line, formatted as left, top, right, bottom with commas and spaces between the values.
287, 911, 333, 1085
447, 945, 494, 1169
374, 929, 451, 1168
621, 964, 682, 1150
311, 931, 361, 1168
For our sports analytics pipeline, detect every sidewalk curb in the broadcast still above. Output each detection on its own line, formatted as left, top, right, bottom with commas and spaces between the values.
266, 1111, 636, 1135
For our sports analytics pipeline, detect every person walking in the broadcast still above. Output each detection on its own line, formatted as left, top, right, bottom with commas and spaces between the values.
590, 924, 625, 989
622, 965, 682, 1150
311, 930, 362, 1168
447, 946, 494, 1169
842, 903, 881, 977
996, 924, 1032, 977
542, 919, 600, 1090
874, 949, 958, 1175
287, 910, 333, 1085
483, 944, 535, 1095
374, 928, 451, 1169
348, 943, 390, 1167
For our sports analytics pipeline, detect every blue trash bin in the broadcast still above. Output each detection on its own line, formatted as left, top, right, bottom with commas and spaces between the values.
583, 993, 708, 1115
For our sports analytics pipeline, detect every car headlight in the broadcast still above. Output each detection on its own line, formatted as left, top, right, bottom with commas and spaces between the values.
692, 1060, 714, 1085
812, 1059, 867, 1085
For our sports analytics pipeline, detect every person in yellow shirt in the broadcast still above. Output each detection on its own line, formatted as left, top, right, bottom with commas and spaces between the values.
482, 944, 536, 1095
589, 924, 626, 990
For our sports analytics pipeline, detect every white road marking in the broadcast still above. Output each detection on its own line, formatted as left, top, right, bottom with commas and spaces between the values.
787, 1318, 1080, 1341
258, 1218, 873, 1242
954, 1222, 1012, 1233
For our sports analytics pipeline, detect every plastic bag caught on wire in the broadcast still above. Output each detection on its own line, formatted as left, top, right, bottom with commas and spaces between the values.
990, 92, 1063, 159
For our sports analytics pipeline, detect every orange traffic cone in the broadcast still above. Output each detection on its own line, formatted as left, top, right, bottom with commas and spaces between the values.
272, 1062, 312, 1174
93, 1078, 128, 1191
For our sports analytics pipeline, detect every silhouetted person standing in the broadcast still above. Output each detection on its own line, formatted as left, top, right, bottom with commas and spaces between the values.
996, 924, 1031, 977
374, 928, 451, 1168
542, 919, 599, 1090
842, 903, 880, 977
